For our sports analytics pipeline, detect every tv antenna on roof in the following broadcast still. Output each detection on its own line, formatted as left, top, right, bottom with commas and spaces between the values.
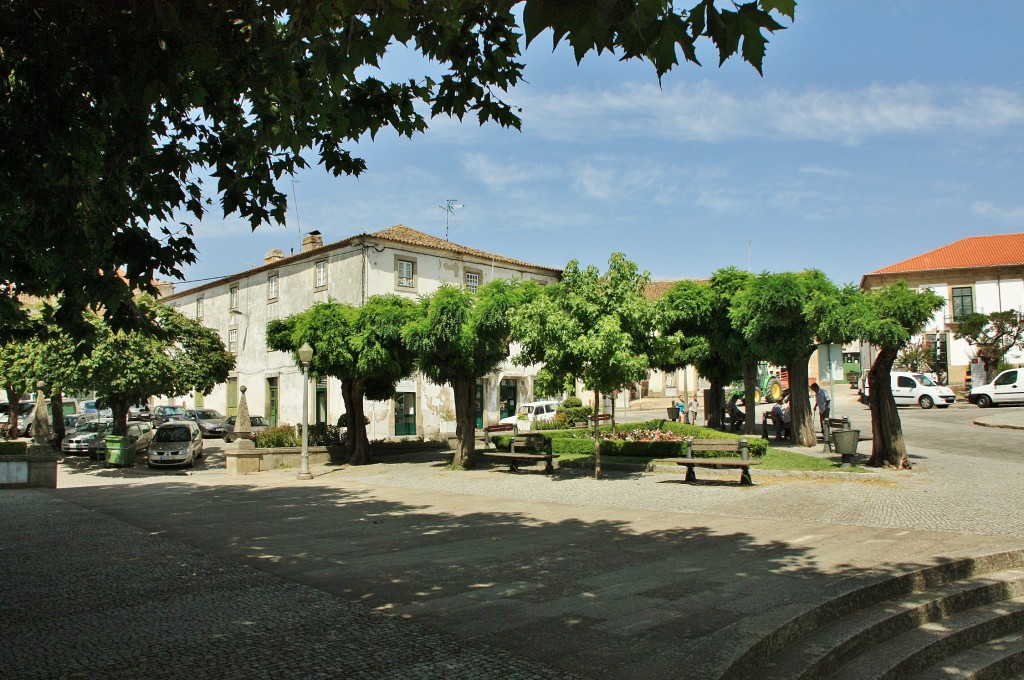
440, 199, 463, 241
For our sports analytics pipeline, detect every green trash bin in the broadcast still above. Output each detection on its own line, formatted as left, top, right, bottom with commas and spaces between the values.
104, 435, 132, 467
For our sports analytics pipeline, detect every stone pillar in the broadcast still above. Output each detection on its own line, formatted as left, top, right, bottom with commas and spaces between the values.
226, 385, 259, 475
30, 381, 53, 452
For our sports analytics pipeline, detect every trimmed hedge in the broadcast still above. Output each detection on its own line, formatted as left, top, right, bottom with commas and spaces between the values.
0, 441, 28, 456
491, 420, 767, 458
254, 425, 300, 448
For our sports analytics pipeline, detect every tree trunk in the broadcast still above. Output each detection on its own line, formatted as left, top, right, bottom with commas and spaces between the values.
110, 399, 129, 436
786, 354, 816, 446
593, 389, 602, 480
742, 360, 757, 435
452, 375, 477, 469
867, 346, 910, 468
4, 386, 23, 439
343, 378, 372, 465
707, 379, 725, 429
50, 390, 66, 445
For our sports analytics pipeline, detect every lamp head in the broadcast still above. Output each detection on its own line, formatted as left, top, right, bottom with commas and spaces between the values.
298, 342, 314, 365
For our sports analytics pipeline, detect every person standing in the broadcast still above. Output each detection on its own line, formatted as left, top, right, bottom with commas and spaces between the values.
811, 383, 830, 435
688, 395, 699, 426
676, 397, 686, 423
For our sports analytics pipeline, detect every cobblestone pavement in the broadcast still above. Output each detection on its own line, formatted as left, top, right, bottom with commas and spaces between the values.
0, 491, 580, 680
7, 392, 1024, 679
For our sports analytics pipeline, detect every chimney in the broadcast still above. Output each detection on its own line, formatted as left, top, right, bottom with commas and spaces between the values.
264, 248, 285, 265
301, 230, 323, 252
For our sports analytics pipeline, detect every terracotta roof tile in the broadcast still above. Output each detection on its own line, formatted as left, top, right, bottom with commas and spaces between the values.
367, 225, 560, 275
867, 233, 1024, 276
644, 280, 680, 301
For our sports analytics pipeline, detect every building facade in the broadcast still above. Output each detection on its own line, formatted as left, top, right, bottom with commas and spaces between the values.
162, 225, 561, 439
860, 233, 1024, 385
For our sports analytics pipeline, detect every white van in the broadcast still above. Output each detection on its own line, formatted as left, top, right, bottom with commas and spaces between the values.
969, 368, 1024, 408
860, 372, 955, 409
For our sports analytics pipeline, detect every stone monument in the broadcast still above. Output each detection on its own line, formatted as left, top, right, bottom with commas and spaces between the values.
226, 385, 259, 475
29, 381, 53, 452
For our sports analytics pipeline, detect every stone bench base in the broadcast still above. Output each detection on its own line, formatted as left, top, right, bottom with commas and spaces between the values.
225, 445, 331, 476
0, 449, 59, 488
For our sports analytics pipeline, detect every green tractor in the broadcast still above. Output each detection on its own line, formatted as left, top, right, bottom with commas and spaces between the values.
728, 364, 788, 404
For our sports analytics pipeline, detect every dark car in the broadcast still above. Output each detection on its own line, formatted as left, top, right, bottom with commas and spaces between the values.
184, 408, 227, 438
223, 415, 272, 442
151, 405, 187, 426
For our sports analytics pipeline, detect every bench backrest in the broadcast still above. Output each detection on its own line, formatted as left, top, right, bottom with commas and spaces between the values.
484, 423, 515, 433
686, 438, 749, 461
827, 417, 851, 431
512, 434, 550, 451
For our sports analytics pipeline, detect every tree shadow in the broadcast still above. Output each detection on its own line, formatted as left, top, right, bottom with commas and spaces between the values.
30, 471, 1022, 680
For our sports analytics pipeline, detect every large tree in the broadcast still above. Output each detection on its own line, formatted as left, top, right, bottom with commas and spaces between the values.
513, 254, 658, 479
84, 297, 235, 436
731, 270, 840, 447
0, 1, 793, 334
267, 295, 416, 465
405, 280, 537, 470
658, 268, 754, 432
954, 311, 1024, 383
854, 282, 945, 468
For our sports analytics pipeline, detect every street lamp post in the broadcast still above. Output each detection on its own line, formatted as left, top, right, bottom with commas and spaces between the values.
297, 342, 314, 480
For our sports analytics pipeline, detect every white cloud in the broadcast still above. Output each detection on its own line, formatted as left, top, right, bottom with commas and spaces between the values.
461, 153, 559, 190
515, 82, 1024, 146
972, 201, 1024, 225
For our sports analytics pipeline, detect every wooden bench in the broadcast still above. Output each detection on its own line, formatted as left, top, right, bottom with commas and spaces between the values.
481, 433, 558, 474
654, 438, 762, 486
475, 423, 515, 450
761, 410, 791, 441
572, 413, 611, 428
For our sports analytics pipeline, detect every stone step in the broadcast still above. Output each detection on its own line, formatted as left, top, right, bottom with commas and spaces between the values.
829, 595, 1024, 679
717, 550, 1024, 680
911, 632, 1024, 679
757, 568, 1024, 680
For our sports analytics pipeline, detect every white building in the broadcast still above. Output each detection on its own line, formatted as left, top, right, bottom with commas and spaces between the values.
163, 225, 561, 439
860, 233, 1024, 385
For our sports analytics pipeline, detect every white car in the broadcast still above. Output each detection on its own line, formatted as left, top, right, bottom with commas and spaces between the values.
970, 368, 1024, 408
861, 371, 955, 409
498, 400, 561, 430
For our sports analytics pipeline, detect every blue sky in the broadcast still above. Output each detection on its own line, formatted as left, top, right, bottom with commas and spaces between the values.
171, 1, 1024, 289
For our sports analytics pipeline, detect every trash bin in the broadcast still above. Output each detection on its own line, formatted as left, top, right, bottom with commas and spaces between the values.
666, 407, 679, 422
831, 429, 860, 467
104, 435, 132, 467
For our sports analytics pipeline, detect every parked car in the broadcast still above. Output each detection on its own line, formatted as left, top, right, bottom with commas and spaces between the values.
151, 405, 187, 426
93, 421, 155, 459
184, 408, 227, 438
81, 400, 113, 417
0, 401, 37, 437
969, 368, 1024, 408
860, 372, 955, 409
61, 419, 113, 456
147, 421, 204, 468
223, 415, 272, 442
498, 400, 561, 430
128, 404, 151, 420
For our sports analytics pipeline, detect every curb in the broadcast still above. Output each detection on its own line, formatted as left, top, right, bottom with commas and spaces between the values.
972, 418, 1024, 431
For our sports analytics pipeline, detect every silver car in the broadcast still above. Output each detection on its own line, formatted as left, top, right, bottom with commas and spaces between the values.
147, 421, 204, 468
184, 408, 226, 438
222, 415, 271, 442
61, 420, 113, 456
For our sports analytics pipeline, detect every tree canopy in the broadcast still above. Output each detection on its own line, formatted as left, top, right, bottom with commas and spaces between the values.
405, 279, 537, 469
0, 1, 794, 335
954, 310, 1024, 383
513, 254, 657, 478
266, 295, 416, 465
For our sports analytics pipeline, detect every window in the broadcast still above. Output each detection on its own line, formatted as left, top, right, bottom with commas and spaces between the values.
465, 270, 481, 293
315, 260, 327, 288
897, 376, 916, 388
229, 286, 238, 310
995, 370, 1018, 386
951, 287, 973, 320
268, 273, 279, 301
196, 297, 204, 320
228, 328, 238, 353
397, 259, 415, 288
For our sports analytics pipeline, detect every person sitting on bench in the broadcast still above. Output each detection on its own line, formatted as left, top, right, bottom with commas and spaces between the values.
727, 396, 745, 430
768, 395, 791, 440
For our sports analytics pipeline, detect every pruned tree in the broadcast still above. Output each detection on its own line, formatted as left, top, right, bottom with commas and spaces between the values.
854, 282, 945, 468
954, 310, 1024, 383
658, 268, 753, 431
513, 254, 658, 479
267, 295, 417, 465
406, 280, 537, 469
84, 297, 235, 436
731, 270, 840, 447
0, 1, 794, 335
